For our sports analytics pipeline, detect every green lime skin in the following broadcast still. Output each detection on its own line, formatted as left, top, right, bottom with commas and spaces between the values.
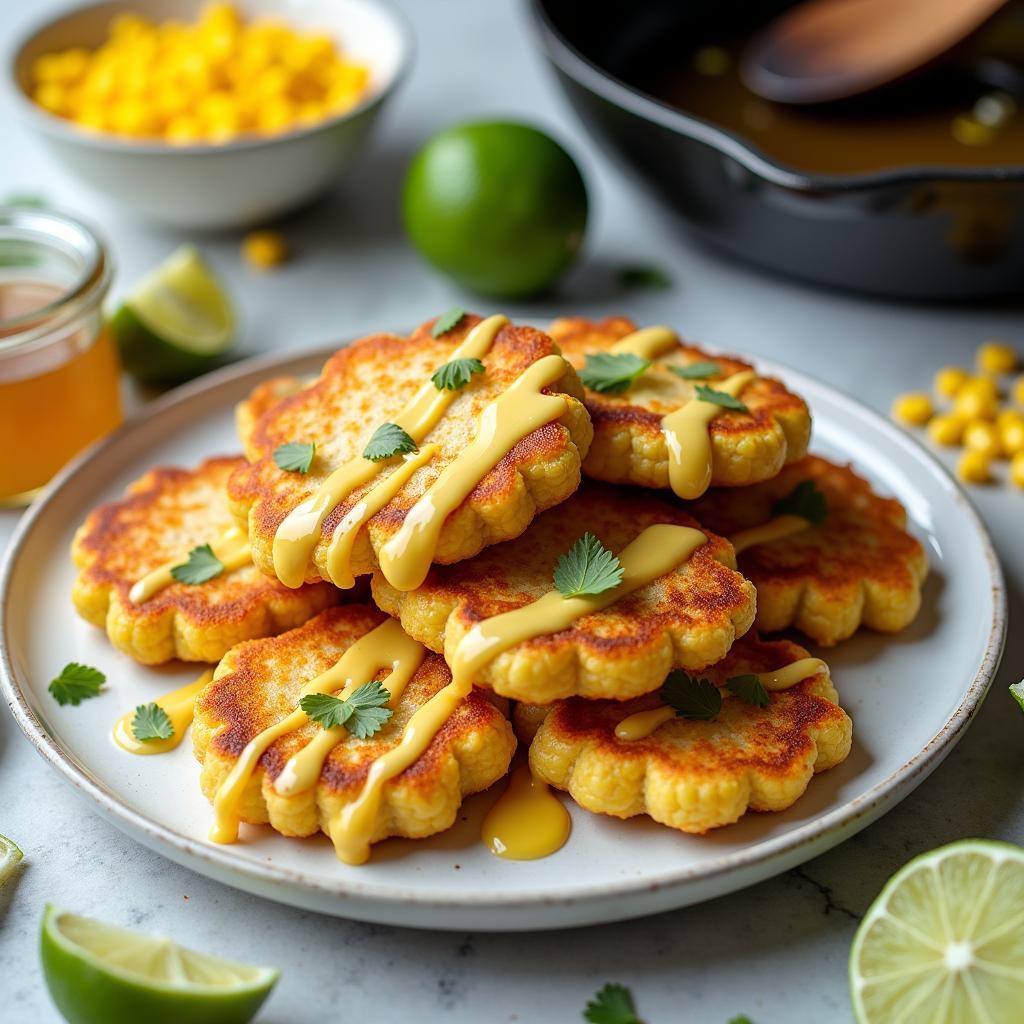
402, 121, 588, 298
40, 910, 276, 1024
109, 305, 223, 386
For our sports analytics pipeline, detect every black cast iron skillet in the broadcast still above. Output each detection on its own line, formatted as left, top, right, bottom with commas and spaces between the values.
529, 0, 1024, 299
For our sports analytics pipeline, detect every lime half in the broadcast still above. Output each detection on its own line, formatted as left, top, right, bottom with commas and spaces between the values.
0, 833, 23, 886
850, 840, 1024, 1023
110, 246, 235, 384
41, 906, 278, 1024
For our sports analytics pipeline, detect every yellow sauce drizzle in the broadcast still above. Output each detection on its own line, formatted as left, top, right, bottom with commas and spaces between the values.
329, 522, 707, 865
610, 325, 679, 359
481, 760, 570, 860
614, 658, 829, 741
128, 527, 251, 604
272, 314, 509, 588
112, 669, 213, 755
730, 513, 812, 555
325, 445, 439, 589
377, 353, 572, 593
208, 618, 425, 844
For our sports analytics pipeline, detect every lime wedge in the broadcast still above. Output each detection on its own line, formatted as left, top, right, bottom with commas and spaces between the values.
0, 833, 23, 886
110, 246, 235, 385
850, 840, 1024, 1023
41, 906, 278, 1024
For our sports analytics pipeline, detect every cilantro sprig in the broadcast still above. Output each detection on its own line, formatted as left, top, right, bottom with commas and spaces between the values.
694, 384, 749, 413
431, 307, 466, 337
584, 983, 641, 1024
670, 361, 721, 381
726, 674, 770, 708
363, 422, 417, 462
273, 441, 316, 474
579, 353, 651, 395
170, 544, 224, 586
661, 671, 722, 721
554, 533, 623, 598
773, 480, 827, 525
48, 663, 105, 707
432, 357, 485, 391
131, 703, 174, 742
299, 681, 393, 739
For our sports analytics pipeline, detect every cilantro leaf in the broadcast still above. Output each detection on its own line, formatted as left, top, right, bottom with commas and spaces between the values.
670, 361, 721, 380
726, 674, 770, 708
1010, 681, 1024, 714
583, 983, 640, 1024
694, 384, 749, 413
273, 441, 316, 474
579, 353, 652, 395
48, 663, 106, 707
431, 307, 466, 337
662, 671, 722, 720
299, 681, 393, 739
619, 265, 672, 290
554, 533, 623, 598
170, 544, 224, 586
131, 703, 174, 742
363, 422, 417, 461
432, 357, 485, 391
773, 479, 828, 526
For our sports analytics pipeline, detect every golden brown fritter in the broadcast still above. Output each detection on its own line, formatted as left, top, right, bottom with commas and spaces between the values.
71, 456, 338, 664
193, 606, 515, 848
235, 375, 311, 459
687, 455, 929, 646
523, 633, 852, 835
371, 481, 757, 703
229, 314, 593, 586
549, 315, 810, 491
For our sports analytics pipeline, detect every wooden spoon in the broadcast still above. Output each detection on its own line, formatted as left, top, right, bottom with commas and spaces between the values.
741, 0, 1011, 104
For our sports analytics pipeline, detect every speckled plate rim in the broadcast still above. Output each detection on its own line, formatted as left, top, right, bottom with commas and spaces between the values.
0, 343, 1007, 929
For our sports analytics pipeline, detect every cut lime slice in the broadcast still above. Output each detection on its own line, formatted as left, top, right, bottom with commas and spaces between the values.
0, 833, 23, 886
110, 246, 235, 385
41, 906, 278, 1024
850, 839, 1024, 1024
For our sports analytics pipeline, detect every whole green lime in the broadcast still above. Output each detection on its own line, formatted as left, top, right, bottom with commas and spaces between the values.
402, 121, 588, 297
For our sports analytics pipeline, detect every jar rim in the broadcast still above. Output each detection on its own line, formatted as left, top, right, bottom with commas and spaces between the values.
0, 205, 111, 356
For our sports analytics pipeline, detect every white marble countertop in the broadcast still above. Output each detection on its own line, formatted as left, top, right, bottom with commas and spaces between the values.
2, 1, 1023, 1021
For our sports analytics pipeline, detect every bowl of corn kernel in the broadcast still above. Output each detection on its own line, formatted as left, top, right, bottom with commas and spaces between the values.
8, 0, 410, 228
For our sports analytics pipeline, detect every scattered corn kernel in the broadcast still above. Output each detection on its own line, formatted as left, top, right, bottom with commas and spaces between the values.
1011, 451, 1024, 489
977, 340, 1018, 375
1013, 375, 1024, 407
953, 386, 998, 421
963, 419, 1002, 459
243, 229, 289, 269
927, 414, 965, 447
28, 3, 370, 144
1001, 417, 1024, 458
934, 366, 970, 399
958, 450, 992, 484
892, 392, 933, 426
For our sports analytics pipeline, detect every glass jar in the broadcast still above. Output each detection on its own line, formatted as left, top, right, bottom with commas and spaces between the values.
0, 206, 120, 506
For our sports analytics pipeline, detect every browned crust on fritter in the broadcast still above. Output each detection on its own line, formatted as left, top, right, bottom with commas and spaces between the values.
229, 314, 593, 585
371, 481, 757, 702
71, 456, 339, 664
193, 606, 515, 844
525, 632, 852, 834
235, 375, 311, 459
686, 455, 929, 646
549, 315, 811, 489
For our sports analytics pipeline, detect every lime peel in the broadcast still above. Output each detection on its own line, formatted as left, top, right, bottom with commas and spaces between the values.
0, 833, 24, 887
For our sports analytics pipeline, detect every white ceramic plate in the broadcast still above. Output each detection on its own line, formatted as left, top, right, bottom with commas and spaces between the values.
1, 347, 1006, 931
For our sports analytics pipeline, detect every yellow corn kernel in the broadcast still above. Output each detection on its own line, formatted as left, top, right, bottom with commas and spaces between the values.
33, 83, 67, 115
1013, 375, 1024, 408
1001, 418, 1024, 458
977, 340, 1018, 375
165, 115, 202, 145
243, 230, 289, 270
963, 419, 1002, 459
927, 414, 965, 447
934, 366, 970, 399
892, 392, 933, 426
255, 96, 297, 134
1011, 451, 1024, 489
958, 450, 992, 484
953, 386, 998, 421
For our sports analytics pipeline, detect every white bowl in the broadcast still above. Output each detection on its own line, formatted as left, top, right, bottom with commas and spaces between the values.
8, 0, 411, 229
